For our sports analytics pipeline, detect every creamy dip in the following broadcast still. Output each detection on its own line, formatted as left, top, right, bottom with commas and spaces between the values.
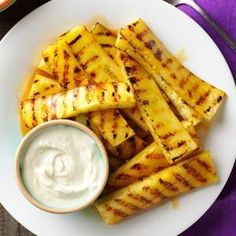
21, 125, 104, 210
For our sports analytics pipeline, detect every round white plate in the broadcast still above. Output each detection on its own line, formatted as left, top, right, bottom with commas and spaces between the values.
0, 0, 235, 235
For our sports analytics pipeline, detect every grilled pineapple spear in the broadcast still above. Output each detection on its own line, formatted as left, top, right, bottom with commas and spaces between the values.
116, 33, 202, 127
28, 74, 63, 99
91, 22, 118, 61
62, 25, 135, 146
21, 82, 135, 128
107, 142, 170, 191
42, 39, 134, 146
91, 23, 148, 131
118, 19, 225, 121
43, 40, 90, 89
107, 125, 199, 191
95, 151, 218, 224
118, 51, 198, 163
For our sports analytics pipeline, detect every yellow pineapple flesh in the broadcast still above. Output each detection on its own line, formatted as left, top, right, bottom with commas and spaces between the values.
107, 142, 170, 191
43, 40, 90, 90
119, 19, 225, 120
28, 74, 63, 99
118, 51, 198, 163
21, 82, 136, 128
94, 151, 218, 224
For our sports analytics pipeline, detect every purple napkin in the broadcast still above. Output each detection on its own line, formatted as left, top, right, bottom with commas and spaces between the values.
178, 1, 236, 235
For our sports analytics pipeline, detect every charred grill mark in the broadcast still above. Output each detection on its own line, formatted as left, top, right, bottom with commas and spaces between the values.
146, 153, 165, 160
128, 25, 134, 31
177, 140, 186, 148
179, 79, 188, 89
116, 173, 131, 181
125, 66, 136, 75
154, 49, 162, 61
136, 30, 148, 40
44, 56, 49, 62
126, 85, 131, 93
114, 199, 139, 211
159, 179, 178, 192
205, 106, 212, 113
196, 90, 211, 105
166, 58, 173, 64
31, 99, 36, 123
170, 73, 177, 79
182, 163, 207, 183
130, 163, 143, 170
145, 40, 156, 49
142, 100, 149, 105
127, 193, 151, 204
90, 72, 96, 78
174, 173, 193, 189
33, 92, 40, 97
112, 131, 117, 139
159, 132, 176, 140
83, 55, 99, 68
114, 84, 118, 93
196, 159, 211, 171
104, 204, 129, 218
74, 66, 81, 74
100, 43, 112, 48
217, 95, 223, 103
68, 35, 81, 46
63, 50, 70, 60
142, 186, 166, 200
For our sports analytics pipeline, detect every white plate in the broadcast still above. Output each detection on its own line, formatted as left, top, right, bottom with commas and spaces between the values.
0, 0, 235, 235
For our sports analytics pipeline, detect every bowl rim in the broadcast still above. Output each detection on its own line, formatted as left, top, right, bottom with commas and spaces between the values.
14, 119, 109, 214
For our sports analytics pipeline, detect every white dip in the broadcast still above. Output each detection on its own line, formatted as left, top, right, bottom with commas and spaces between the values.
21, 125, 104, 210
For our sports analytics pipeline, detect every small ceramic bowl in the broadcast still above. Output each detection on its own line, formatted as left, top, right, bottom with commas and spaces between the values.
15, 119, 109, 214
0, 0, 16, 12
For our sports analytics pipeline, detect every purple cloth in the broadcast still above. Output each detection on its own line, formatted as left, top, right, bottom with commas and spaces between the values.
178, 1, 236, 236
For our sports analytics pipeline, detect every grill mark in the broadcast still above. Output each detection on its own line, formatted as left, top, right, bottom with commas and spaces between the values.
196, 90, 211, 105
154, 49, 162, 61
196, 159, 211, 171
63, 50, 70, 60
174, 173, 193, 189
159, 132, 176, 140
114, 199, 139, 211
112, 131, 117, 139
127, 193, 151, 204
83, 55, 99, 68
31, 99, 36, 124
177, 140, 186, 148
142, 186, 166, 200
136, 30, 148, 40
166, 58, 173, 64
170, 73, 176, 79
146, 153, 165, 160
159, 179, 178, 192
68, 35, 81, 46
130, 163, 143, 171
125, 66, 136, 76
145, 40, 156, 49
205, 106, 212, 113
104, 204, 129, 218
217, 95, 223, 103
116, 173, 131, 181
179, 79, 188, 89
182, 163, 207, 183
100, 43, 112, 48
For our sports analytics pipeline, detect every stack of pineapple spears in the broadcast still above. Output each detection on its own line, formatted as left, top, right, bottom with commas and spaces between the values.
20, 19, 225, 224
